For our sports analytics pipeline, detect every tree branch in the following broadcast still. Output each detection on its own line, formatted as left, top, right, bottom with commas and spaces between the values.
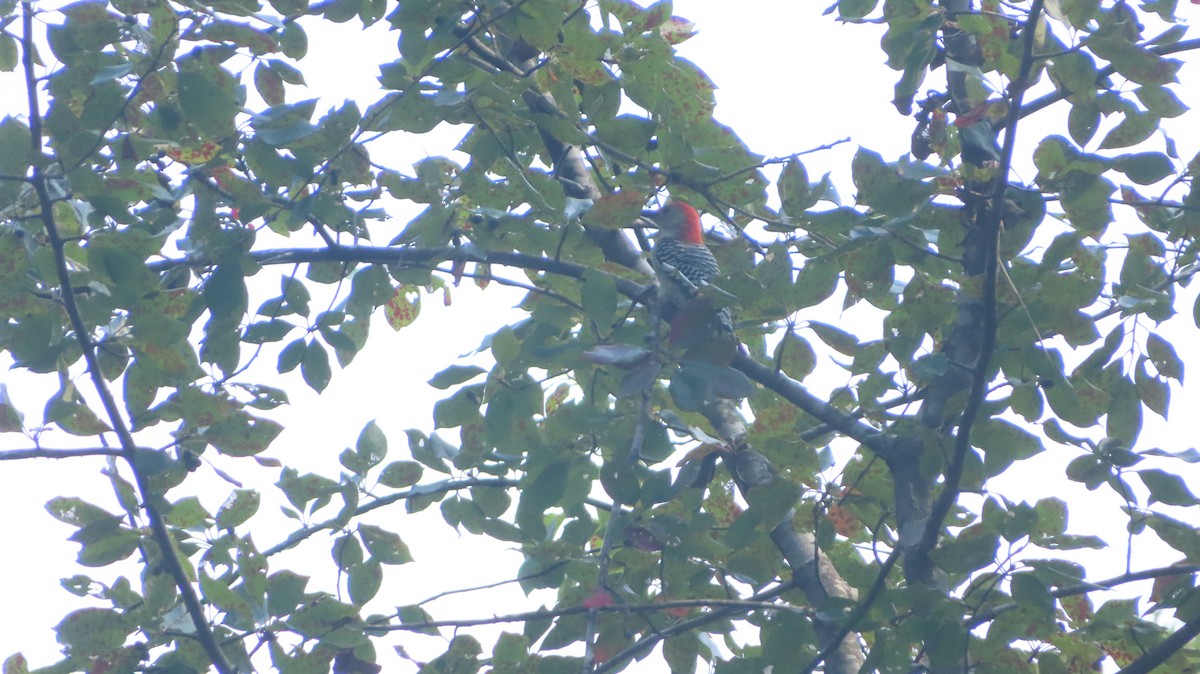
1114, 612, 1200, 674
593, 583, 798, 674
804, 545, 901, 673
733, 352, 893, 458
20, 4, 234, 672
966, 563, 1200, 628
0, 447, 126, 460
260, 477, 520, 558
914, 0, 1045, 572
385, 593, 804, 632
1020, 38, 1200, 121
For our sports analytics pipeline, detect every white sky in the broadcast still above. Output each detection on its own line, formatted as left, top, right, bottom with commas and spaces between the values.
2, 1, 1200, 671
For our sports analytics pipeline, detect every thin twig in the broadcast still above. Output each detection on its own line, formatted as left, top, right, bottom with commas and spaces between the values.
387, 594, 803, 632
0, 447, 126, 460
1020, 38, 1200, 120
967, 563, 1200, 628
593, 584, 797, 674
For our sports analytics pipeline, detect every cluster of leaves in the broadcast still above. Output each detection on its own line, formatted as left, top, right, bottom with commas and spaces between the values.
4, 0, 1200, 673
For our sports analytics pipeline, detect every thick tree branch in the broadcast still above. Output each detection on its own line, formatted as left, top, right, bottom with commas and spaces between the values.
912, 0, 1045, 579
461, 13, 651, 276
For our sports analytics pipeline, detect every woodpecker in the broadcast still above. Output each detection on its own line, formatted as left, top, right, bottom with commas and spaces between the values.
646, 201, 735, 348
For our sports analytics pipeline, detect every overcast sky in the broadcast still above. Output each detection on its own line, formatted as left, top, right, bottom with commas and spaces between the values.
2, 1, 1200, 670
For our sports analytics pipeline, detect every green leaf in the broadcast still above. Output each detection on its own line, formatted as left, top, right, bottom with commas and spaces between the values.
216, 489, 261, 529
378, 460, 423, 488
1097, 109, 1158, 150
75, 524, 140, 567
1086, 35, 1181, 86
851, 148, 933, 216
302, 340, 332, 392
778, 157, 811, 216
930, 524, 998, 573
1113, 152, 1173, 185
1011, 572, 1055, 617
200, 571, 253, 619
428, 364, 487, 389
1135, 85, 1187, 118
267, 570, 309, 618
55, 608, 133, 656
0, 34, 18, 72
1139, 468, 1196, 506
580, 272, 618, 324
278, 338, 306, 373
205, 412, 284, 457
348, 559, 383, 605
358, 524, 413, 564
1134, 359, 1169, 418
599, 461, 640, 506
808, 321, 860, 356
1105, 376, 1142, 446
975, 418, 1045, 476
1146, 332, 1183, 380
243, 318, 296, 344
491, 326, 521, 366
663, 633, 700, 674
280, 22, 308, 58
178, 68, 240, 137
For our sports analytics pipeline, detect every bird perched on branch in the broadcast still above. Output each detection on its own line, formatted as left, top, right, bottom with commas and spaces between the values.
645, 201, 736, 355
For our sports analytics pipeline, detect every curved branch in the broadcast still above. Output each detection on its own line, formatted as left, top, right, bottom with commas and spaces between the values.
804, 546, 901, 673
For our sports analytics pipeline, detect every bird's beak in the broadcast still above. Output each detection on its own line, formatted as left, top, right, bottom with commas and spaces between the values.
634, 212, 660, 236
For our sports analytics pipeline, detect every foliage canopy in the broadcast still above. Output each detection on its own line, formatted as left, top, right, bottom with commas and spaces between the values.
3, 1, 1200, 673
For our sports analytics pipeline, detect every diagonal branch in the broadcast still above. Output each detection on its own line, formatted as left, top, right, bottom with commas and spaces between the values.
19, 5, 234, 672
593, 583, 798, 674
149, 242, 886, 458
966, 563, 1200, 628
1114, 612, 1200, 674
912, 0, 1046, 572
1020, 38, 1200, 120
804, 545, 901, 673
733, 353, 893, 458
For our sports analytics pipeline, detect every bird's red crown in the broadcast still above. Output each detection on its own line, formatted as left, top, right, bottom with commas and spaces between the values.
665, 201, 704, 244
